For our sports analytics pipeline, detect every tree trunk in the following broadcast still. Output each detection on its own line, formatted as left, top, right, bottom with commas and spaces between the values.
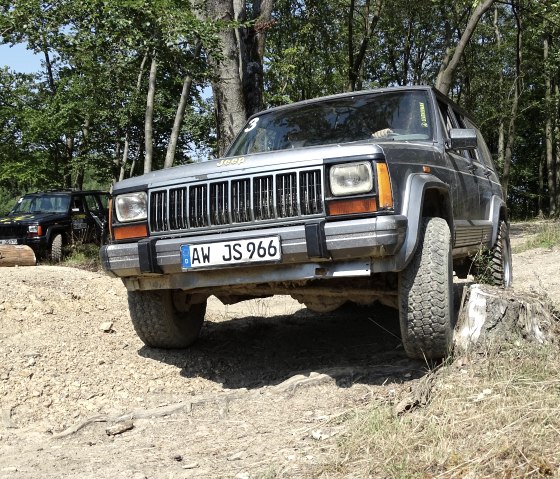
237, 0, 274, 117
555, 82, 560, 215
43, 46, 57, 96
539, 153, 545, 217
435, 0, 496, 96
119, 136, 129, 182
119, 52, 148, 182
206, 0, 247, 156
346, 0, 382, 92
201, 0, 273, 156
501, 4, 522, 199
0, 246, 36, 267
144, 53, 157, 174
544, 34, 556, 216
164, 42, 202, 169
63, 136, 74, 188
493, 7, 505, 173
74, 117, 91, 190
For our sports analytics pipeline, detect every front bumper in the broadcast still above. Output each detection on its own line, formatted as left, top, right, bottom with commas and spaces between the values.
101, 216, 407, 291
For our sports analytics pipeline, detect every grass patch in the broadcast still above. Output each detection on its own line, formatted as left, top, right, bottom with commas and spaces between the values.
62, 243, 101, 270
318, 343, 560, 478
512, 220, 560, 253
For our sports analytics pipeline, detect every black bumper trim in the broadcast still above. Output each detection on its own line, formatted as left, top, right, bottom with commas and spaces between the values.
138, 239, 162, 274
305, 221, 330, 259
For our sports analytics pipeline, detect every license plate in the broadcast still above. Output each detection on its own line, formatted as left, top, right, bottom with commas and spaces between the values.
181, 236, 281, 269
0, 239, 17, 245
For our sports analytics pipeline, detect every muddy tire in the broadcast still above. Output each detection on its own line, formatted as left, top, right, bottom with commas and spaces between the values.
50, 234, 63, 262
398, 217, 454, 360
128, 289, 206, 348
487, 220, 513, 288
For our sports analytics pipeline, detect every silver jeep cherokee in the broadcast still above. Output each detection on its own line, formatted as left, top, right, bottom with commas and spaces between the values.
101, 86, 512, 359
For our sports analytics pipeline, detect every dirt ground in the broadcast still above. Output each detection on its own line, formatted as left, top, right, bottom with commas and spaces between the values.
0, 224, 558, 479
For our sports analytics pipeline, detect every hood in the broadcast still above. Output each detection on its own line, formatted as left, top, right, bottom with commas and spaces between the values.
0, 212, 68, 225
113, 141, 386, 193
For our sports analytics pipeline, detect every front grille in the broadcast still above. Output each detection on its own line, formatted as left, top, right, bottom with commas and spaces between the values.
150, 168, 324, 233
0, 224, 27, 239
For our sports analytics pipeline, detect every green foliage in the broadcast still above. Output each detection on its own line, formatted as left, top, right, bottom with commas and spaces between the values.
1, 0, 560, 218
61, 243, 101, 270
0, 0, 216, 189
0, 187, 20, 216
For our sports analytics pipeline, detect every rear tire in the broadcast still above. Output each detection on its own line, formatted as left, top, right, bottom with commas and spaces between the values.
127, 289, 206, 348
50, 234, 63, 262
398, 217, 454, 360
488, 220, 513, 288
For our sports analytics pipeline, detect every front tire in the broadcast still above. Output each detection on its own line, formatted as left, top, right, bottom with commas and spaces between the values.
128, 289, 206, 348
398, 217, 454, 360
50, 234, 63, 262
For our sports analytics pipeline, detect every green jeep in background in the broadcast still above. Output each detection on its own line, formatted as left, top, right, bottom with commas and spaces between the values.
0, 190, 109, 261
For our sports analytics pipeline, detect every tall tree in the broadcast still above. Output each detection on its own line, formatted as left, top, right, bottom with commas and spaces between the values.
435, 0, 496, 95
200, 0, 274, 155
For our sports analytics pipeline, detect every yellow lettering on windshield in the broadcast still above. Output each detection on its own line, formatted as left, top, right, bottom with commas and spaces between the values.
419, 102, 428, 128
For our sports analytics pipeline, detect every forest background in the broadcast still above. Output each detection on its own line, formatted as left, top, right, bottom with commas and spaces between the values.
0, 0, 559, 219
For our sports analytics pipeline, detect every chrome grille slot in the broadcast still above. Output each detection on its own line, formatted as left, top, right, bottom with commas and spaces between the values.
169, 187, 187, 230
277, 173, 298, 218
300, 170, 323, 215
254, 176, 275, 220
150, 191, 168, 232
189, 185, 208, 228
210, 182, 229, 225
231, 179, 251, 223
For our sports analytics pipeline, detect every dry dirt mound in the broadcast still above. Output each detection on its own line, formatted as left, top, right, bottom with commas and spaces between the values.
0, 231, 558, 478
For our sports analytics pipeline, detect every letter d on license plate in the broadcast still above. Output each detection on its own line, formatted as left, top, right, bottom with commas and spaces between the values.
181, 236, 281, 269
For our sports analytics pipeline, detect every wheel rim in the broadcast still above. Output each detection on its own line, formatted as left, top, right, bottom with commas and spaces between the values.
502, 235, 513, 288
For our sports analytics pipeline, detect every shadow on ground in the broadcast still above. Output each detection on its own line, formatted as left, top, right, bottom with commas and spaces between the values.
137, 297, 459, 391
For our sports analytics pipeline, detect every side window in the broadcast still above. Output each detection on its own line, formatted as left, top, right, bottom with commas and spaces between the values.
452, 109, 476, 160
437, 101, 454, 133
476, 131, 496, 170
84, 194, 101, 216
98, 194, 109, 210
463, 118, 496, 169
71, 196, 86, 213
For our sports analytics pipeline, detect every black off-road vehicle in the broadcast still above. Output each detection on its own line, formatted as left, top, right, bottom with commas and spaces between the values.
0, 190, 109, 261
101, 86, 512, 359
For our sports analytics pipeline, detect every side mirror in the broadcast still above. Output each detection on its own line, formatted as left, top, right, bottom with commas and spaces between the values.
447, 128, 478, 150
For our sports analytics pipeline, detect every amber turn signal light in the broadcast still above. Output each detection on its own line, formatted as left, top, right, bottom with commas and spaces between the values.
376, 162, 393, 210
327, 197, 377, 216
113, 223, 148, 241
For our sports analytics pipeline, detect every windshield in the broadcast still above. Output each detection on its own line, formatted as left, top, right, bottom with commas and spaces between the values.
11, 195, 71, 215
227, 90, 434, 157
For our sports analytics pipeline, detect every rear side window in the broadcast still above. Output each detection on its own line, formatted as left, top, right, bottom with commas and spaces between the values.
464, 118, 496, 170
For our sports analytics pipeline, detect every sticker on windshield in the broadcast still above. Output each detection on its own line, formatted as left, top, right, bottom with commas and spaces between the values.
419, 102, 428, 128
244, 117, 259, 132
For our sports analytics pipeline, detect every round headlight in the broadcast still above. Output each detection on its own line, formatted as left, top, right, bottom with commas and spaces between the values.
329, 162, 373, 196
115, 192, 148, 222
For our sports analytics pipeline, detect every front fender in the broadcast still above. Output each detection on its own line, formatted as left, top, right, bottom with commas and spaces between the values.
395, 173, 453, 269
